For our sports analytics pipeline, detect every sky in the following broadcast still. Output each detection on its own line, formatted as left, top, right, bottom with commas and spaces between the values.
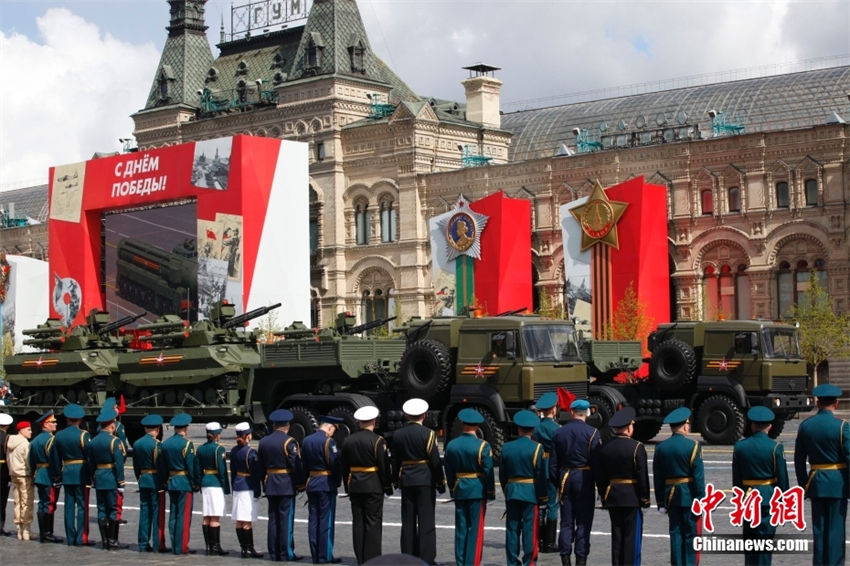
0, 0, 848, 191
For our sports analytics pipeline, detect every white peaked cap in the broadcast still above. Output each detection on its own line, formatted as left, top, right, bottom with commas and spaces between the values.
234, 421, 252, 434
402, 398, 429, 416
0, 413, 12, 426
205, 421, 222, 432
353, 406, 380, 421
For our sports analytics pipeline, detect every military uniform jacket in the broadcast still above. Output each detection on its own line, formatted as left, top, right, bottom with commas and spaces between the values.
340, 429, 391, 495
89, 429, 126, 490
445, 432, 495, 500
0, 428, 7, 480
29, 430, 60, 486
132, 434, 163, 490
53, 425, 91, 486
549, 419, 600, 492
230, 443, 262, 498
258, 429, 303, 496
160, 434, 200, 492
592, 434, 650, 508
533, 417, 559, 458
794, 408, 850, 498
733, 431, 789, 502
391, 422, 445, 490
652, 433, 705, 508
301, 429, 341, 493
499, 436, 548, 504
197, 440, 230, 494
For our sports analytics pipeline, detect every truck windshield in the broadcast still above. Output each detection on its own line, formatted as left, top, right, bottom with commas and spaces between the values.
761, 328, 802, 359
522, 325, 577, 362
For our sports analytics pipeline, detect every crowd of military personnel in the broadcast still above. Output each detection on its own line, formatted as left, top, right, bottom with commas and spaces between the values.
0, 384, 849, 566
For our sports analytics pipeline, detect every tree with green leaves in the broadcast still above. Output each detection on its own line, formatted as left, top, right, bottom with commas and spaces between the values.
790, 272, 850, 388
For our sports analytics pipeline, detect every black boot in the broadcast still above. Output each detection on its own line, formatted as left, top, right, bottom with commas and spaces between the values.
45, 513, 62, 543
575, 556, 587, 566
37, 513, 47, 542
561, 555, 572, 566
202, 524, 211, 555
98, 518, 110, 549
542, 519, 558, 553
109, 518, 123, 549
209, 526, 229, 556
242, 529, 263, 559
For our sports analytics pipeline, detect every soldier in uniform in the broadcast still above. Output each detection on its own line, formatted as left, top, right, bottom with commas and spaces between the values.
52, 403, 91, 546
795, 383, 850, 566
592, 407, 650, 566
391, 398, 446, 565
444, 408, 495, 566
100, 397, 130, 524
533, 391, 560, 554
257, 409, 303, 562
89, 407, 126, 550
0, 412, 11, 536
499, 409, 548, 566
652, 407, 704, 566
301, 414, 343, 564
231, 421, 264, 559
198, 421, 229, 556
29, 410, 62, 543
340, 405, 392, 565
549, 398, 601, 566
7, 419, 33, 540
132, 413, 164, 552
733, 406, 789, 566
160, 412, 200, 554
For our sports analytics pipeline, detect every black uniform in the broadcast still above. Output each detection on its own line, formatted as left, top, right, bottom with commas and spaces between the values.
0, 425, 9, 535
340, 428, 392, 564
593, 434, 650, 566
391, 422, 446, 564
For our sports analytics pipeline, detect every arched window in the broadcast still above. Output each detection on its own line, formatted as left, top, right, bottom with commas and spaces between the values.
727, 186, 741, 213
804, 178, 818, 206
380, 198, 397, 243
776, 182, 789, 208
703, 264, 747, 320
355, 201, 369, 245
701, 189, 713, 215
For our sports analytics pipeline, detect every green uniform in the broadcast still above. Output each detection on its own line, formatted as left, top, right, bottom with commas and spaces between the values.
794, 408, 850, 566
88, 429, 125, 548
732, 430, 789, 566
132, 433, 164, 552
499, 435, 548, 566
53, 424, 91, 546
653, 432, 704, 565
533, 417, 560, 526
160, 433, 200, 554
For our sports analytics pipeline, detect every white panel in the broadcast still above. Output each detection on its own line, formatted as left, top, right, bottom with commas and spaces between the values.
4, 255, 49, 352
560, 199, 592, 329
247, 140, 311, 328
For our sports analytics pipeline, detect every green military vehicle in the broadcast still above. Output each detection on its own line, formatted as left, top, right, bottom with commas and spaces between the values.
591, 319, 814, 444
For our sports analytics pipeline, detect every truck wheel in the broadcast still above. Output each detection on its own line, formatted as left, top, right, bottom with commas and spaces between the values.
288, 405, 318, 444
632, 420, 662, 443
477, 408, 506, 463
399, 339, 453, 401
696, 395, 744, 444
650, 338, 697, 392
588, 394, 616, 442
328, 406, 360, 447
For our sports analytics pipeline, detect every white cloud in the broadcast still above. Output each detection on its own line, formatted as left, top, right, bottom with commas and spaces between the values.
0, 8, 159, 190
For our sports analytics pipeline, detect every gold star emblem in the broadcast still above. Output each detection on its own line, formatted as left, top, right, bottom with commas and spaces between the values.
569, 181, 629, 251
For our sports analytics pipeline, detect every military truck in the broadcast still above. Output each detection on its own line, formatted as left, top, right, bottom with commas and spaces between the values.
592, 320, 813, 444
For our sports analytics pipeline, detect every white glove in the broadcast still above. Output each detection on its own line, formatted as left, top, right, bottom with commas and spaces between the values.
658, 507, 667, 514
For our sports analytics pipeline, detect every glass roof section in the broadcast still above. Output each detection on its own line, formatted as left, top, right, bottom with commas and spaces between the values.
501, 66, 850, 162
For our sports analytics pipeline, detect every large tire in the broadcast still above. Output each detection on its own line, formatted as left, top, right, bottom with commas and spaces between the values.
632, 419, 663, 443
288, 405, 318, 444
696, 395, 745, 444
328, 406, 360, 448
650, 338, 697, 392
399, 339, 453, 401
588, 394, 616, 442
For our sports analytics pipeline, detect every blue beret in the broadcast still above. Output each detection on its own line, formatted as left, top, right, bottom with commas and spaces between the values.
747, 406, 775, 423
812, 384, 842, 398
63, 404, 85, 420
96, 408, 118, 423
269, 409, 294, 423
320, 415, 344, 424
608, 407, 636, 429
663, 407, 692, 425
102, 397, 117, 410
141, 414, 164, 427
170, 413, 192, 427
457, 408, 484, 425
536, 392, 558, 410
513, 409, 540, 429
35, 410, 55, 424
570, 399, 590, 411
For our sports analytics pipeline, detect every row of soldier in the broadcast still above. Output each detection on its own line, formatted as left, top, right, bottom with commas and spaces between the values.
2, 383, 849, 566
